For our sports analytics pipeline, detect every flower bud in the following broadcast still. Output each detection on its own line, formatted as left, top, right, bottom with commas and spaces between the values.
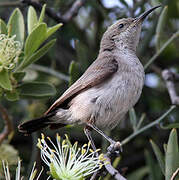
0, 34, 21, 71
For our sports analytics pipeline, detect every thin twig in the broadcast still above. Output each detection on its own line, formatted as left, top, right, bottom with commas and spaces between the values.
90, 155, 125, 180
104, 155, 127, 180
150, 64, 162, 76
121, 105, 175, 146
173, 73, 179, 81
91, 106, 175, 179
21, 0, 87, 23
30, 64, 69, 82
0, 1, 21, 7
61, 0, 87, 22
0, 104, 13, 145
170, 168, 179, 180
162, 70, 179, 105
90, 172, 98, 180
144, 30, 179, 70
21, 0, 62, 22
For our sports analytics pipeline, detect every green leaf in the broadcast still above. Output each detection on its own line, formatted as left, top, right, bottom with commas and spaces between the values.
13, 72, 26, 81
18, 39, 56, 71
127, 166, 149, 180
24, 23, 47, 58
7, 8, 25, 45
120, 0, 129, 7
38, 4, 46, 23
0, 88, 3, 97
165, 129, 179, 180
18, 82, 56, 98
167, 0, 179, 18
0, 19, 7, 34
129, 108, 137, 131
27, 6, 38, 34
155, 6, 168, 51
150, 139, 165, 175
151, 0, 161, 7
68, 61, 81, 86
160, 123, 179, 129
163, 143, 167, 153
145, 150, 162, 180
0, 69, 12, 90
136, 113, 146, 129
46, 23, 63, 39
6, 90, 19, 101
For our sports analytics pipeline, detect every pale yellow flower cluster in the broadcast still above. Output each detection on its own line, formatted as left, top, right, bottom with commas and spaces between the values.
0, 34, 21, 71
37, 133, 107, 180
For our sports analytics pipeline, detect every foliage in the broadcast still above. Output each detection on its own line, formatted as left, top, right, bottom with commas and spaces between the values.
150, 129, 179, 180
0, 5, 62, 101
0, 0, 178, 179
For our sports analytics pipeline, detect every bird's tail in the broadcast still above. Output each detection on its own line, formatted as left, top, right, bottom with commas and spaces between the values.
18, 116, 50, 134
18, 111, 65, 135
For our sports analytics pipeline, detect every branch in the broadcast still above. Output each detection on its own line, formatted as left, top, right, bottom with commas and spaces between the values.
90, 172, 99, 180
104, 155, 127, 180
90, 106, 175, 179
144, 30, 179, 70
121, 105, 175, 146
90, 157, 126, 180
0, 104, 13, 145
61, 0, 87, 22
150, 64, 162, 76
90, 145, 126, 179
30, 64, 69, 82
0, 1, 21, 7
162, 70, 179, 105
91, 158, 126, 180
21, 0, 87, 23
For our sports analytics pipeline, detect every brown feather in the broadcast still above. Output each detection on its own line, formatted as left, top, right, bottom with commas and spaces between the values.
45, 53, 118, 115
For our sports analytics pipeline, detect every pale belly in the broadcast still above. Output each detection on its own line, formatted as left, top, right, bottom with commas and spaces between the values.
69, 70, 144, 129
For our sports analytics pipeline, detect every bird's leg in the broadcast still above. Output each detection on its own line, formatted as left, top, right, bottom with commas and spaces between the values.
84, 126, 98, 154
84, 127, 107, 179
87, 123, 122, 154
87, 123, 115, 144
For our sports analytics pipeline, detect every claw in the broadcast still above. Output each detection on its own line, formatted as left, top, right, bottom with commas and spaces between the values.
107, 141, 122, 155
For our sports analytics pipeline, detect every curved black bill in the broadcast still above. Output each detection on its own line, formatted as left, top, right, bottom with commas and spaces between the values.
135, 5, 161, 23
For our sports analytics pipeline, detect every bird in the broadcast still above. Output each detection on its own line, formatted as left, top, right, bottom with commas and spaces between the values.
19, 5, 161, 152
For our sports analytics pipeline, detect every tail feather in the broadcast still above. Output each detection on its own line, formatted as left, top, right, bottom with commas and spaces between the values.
18, 116, 50, 134
18, 109, 69, 135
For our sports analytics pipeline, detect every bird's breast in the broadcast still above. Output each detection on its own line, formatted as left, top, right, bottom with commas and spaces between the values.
69, 54, 144, 129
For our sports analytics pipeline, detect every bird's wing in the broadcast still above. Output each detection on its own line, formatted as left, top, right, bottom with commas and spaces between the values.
45, 54, 118, 115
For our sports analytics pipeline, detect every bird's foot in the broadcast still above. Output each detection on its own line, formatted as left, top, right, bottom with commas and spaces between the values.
107, 141, 122, 156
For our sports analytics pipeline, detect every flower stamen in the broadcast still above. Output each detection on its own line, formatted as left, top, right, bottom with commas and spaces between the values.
37, 134, 106, 180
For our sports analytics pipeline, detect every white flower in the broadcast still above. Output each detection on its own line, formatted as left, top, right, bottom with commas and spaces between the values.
2, 160, 43, 180
37, 134, 106, 180
0, 34, 21, 71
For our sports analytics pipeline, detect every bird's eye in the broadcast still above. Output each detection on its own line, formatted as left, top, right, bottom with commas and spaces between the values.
118, 23, 124, 29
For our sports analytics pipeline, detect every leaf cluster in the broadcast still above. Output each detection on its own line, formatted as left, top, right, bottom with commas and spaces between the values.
0, 5, 62, 101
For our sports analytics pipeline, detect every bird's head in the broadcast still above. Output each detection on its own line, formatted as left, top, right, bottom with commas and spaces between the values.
100, 6, 161, 53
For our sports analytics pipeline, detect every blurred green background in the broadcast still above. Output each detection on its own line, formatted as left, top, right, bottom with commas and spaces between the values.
0, 0, 178, 179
